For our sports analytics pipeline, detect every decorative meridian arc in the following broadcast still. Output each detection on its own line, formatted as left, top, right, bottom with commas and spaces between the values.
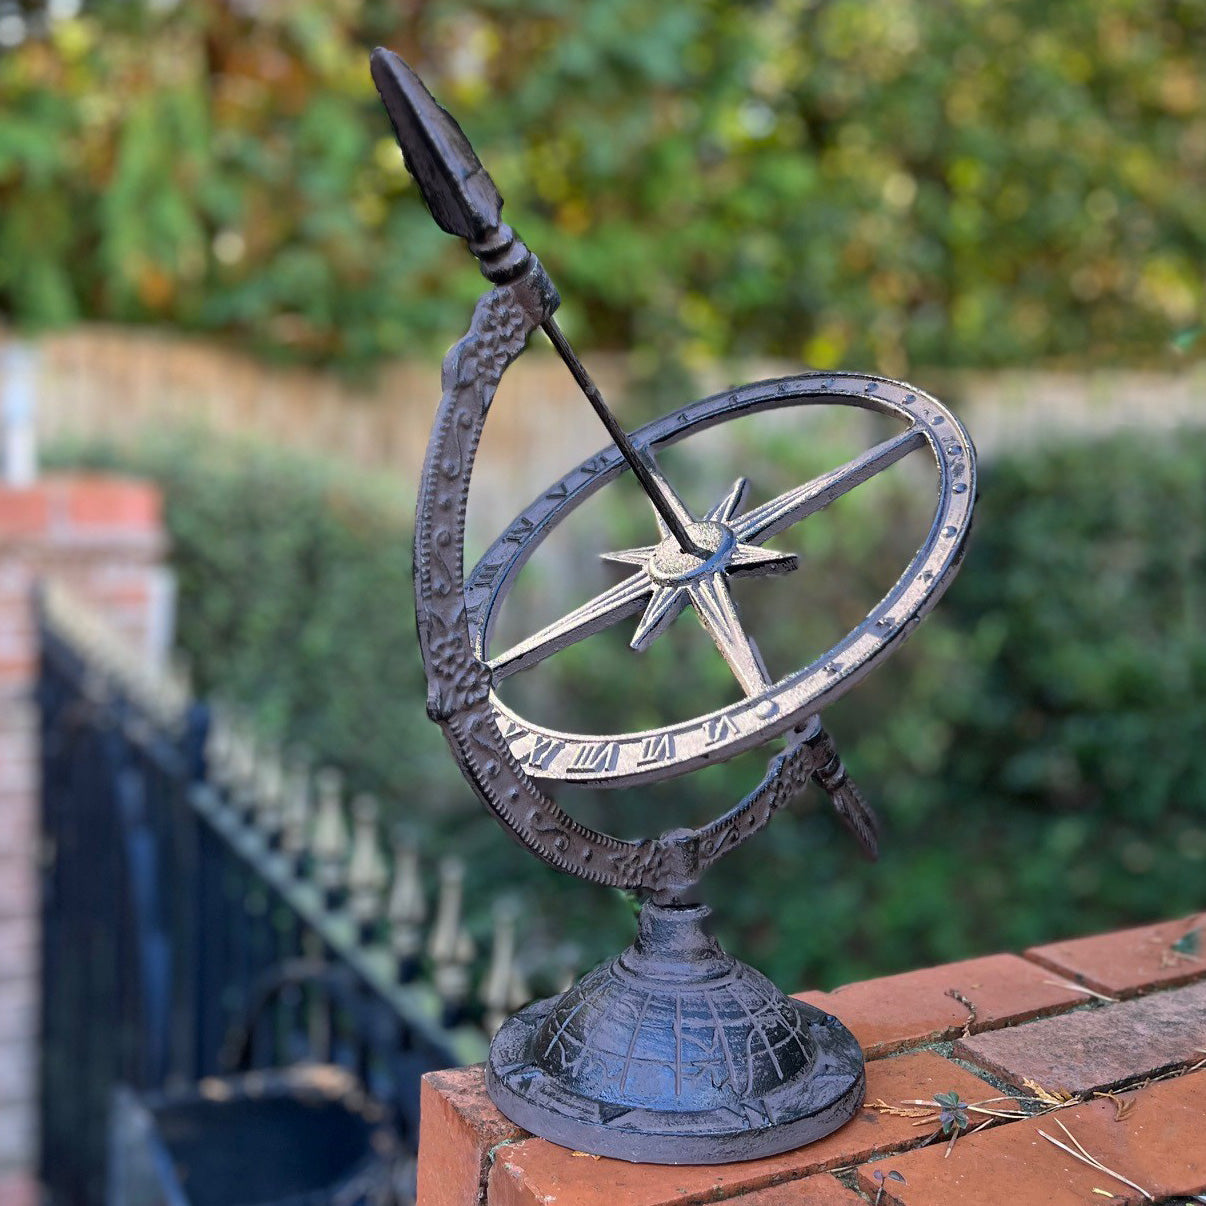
385, 44, 979, 1161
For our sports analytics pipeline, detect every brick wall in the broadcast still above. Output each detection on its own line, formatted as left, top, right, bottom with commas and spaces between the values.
420, 912, 1206, 1205
0, 475, 172, 1199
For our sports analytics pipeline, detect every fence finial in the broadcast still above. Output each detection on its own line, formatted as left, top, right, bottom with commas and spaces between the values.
347, 793, 388, 941
387, 828, 426, 983
481, 896, 524, 1036
311, 768, 349, 909
430, 857, 475, 1024
205, 704, 235, 782
217, 715, 258, 816
253, 745, 286, 844
280, 748, 314, 875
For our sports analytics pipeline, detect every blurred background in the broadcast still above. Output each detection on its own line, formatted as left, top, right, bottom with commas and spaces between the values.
1, 0, 1203, 1202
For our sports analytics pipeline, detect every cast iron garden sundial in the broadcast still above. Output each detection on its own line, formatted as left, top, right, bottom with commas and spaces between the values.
371, 48, 976, 1163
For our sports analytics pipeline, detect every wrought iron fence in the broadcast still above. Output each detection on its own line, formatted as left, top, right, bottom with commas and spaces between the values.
36, 586, 536, 1205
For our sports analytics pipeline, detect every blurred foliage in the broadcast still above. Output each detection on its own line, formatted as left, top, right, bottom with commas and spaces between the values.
3, 0, 1204, 377
50, 422, 1206, 989
46, 430, 453, 801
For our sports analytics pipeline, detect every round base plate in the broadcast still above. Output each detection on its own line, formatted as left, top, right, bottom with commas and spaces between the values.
488, 995, 864, 1162
486, 906, 865, 1164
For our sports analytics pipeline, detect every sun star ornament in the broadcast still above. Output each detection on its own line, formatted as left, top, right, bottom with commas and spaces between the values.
371, 49, 976, 1163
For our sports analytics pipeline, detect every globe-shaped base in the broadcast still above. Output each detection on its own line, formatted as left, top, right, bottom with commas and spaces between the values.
486, 902, 864, 1163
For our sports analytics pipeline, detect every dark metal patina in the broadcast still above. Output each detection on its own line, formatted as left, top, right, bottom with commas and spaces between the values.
372, 48, 976, 1163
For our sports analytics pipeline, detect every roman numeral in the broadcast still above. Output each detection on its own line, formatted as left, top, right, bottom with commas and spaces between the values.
526, 735, 564, 770
705, 714, 739, 745
566, 741, 620, 775
639, 734, 675, 764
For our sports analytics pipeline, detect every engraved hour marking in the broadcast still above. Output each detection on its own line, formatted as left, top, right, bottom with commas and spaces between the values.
705, 713, 739, 745
566, 741, 620, 775
639, 733, 675, 764
527, 735, 565, 770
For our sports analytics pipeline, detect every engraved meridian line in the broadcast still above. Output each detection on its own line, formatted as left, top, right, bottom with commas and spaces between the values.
487, 424, 927, 684
416, 274, 671, 890
494, 452, 970, 786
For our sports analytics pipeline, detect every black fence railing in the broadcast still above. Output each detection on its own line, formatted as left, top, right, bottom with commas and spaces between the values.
36, 586, 539, 1205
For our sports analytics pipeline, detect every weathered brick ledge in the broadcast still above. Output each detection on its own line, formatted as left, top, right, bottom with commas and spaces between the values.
417, 913, 1206, 1206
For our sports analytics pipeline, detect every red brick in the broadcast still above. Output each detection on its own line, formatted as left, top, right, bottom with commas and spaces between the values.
52, 476, 161, 533
0, 1040, 34, 1103
0, 785, 37, 833
483, 1053, 1009, 1206
0, 917, 37, 983
0, 809, 36, 866
1026, 912, 1206, 998
0, 1172, 39, 1206
0, 569, 30, 605
0, 491, 48, 540
723, 1174, 864, 1204
0, 859, 36, 922
955, 979, 1206, 1096
0, 1101, 35, 1170
794, 954, 1085, 1058
0, 979, 36, 1046
0, 654, 35, 689
0, 635, 32, 673
855, 1066, 1206, 1205
0, 603, 33, 640
0, 708, 36, 743
416, 1067, 527, 1206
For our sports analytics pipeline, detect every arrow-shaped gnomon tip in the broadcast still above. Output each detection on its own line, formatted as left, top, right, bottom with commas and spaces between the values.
370, 47, 503, 245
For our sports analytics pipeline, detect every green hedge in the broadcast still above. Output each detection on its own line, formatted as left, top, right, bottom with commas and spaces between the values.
4, 0, 1202, 374
50, 424, 1206, 988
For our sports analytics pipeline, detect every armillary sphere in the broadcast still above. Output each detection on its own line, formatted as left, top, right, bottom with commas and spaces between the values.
373, 48, 977, 1163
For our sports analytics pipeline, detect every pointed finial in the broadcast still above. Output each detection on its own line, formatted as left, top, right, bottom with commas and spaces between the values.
369, 47, 530, 283
205, 704, 235, 785
252, 744, 286, 843
279, 747, 314, 875
347, 794, 388, 942
170, 651, 193, 701
231, 726, 262, 821
311, 768, 349, 910
481, 897, 524, 1036
429, 857, 475, 1025
551, 943, 582, 996
370, 48, 502, 244
387, 828, 427, 983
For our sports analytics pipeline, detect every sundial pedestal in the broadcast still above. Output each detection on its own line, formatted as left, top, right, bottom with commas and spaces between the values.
486, 900, 865, 1163
370, 46, 976, 1165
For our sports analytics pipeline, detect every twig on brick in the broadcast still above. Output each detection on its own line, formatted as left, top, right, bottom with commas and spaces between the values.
871, 1098, 937, 1120
889, 1095, 1029, 1122
1022, 1076, 1077, 1107
1093, 1090, 1134, 1122
1041, 977, 1118, 1004
1038, 1118, 1154, 1201
945, 987, 978, 1036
